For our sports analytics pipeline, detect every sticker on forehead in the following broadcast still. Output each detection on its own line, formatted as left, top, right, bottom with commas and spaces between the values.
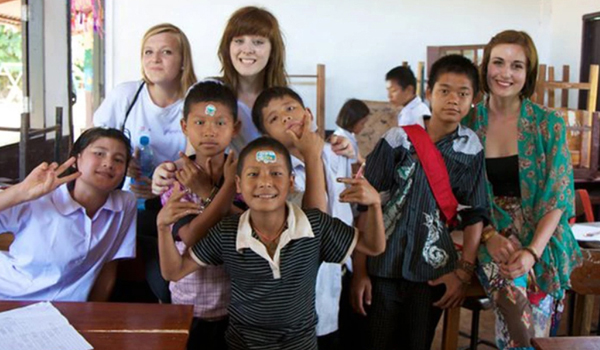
256, 150, 276, 164
205, 104, 217, 117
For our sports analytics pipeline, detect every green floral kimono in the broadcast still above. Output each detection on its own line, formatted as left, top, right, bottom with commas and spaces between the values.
462, 98, 582, 299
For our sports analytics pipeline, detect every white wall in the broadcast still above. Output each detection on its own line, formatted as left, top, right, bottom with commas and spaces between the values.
548, 0, 599, 108
105, 0, 596, 129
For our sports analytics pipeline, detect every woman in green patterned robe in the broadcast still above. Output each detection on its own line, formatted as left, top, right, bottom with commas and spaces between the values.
462, 30, 582, 350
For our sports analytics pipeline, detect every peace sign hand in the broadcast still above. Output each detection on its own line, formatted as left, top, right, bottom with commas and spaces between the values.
19, 157, 81, 202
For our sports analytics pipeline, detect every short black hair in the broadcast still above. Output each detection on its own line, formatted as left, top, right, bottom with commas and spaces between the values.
68, 127, 132, 190
335, 99, 370, 131
427, 55, 479, 96
237, 136, 293, 176
183, 80, 238, 122
251, 87, 305, 135
385, 66, 417, 90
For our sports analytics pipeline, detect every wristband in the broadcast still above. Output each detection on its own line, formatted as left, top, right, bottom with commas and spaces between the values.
457, 259, 476, 274
522, 246, 540, 263
481, 227, 498, 243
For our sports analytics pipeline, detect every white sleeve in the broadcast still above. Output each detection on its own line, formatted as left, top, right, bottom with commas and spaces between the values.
109, 192, 137, 261
92, 82, 138, 129
0, 201, 30, 236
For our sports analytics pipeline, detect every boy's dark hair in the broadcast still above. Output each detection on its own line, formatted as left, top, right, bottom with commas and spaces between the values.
251, 87, 305, 134
336, 99, 370, 131
385, 66, 417, 90
183, 80, 238, 122
68, 127, 132, 190
427, 55, 480, 96
237, 136, 293, 176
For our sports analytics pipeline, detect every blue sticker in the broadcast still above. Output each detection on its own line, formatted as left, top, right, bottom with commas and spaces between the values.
205, 104, 217, 117
256, 150, 276, 164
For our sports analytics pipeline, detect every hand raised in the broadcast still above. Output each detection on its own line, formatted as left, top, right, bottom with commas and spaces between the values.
286, 110, 324, 159
330, 134, 356, 159
175, 152, 213, 197
223, 151, 238, 185
20, 157, 81, 201
157, 183, 202, 229
152, 161, 177, 196
337, 177, 380, 206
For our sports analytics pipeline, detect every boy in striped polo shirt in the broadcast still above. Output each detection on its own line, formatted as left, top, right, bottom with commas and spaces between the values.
157, 136, 385, 350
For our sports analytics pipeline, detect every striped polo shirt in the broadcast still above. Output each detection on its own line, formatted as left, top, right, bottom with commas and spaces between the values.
190, 202, 358, 350
359, 125, 489, 282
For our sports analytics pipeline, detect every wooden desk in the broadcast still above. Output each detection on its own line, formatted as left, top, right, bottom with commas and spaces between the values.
0, 301, 193, 350
570, 248, 600, 336
532, 336, 600, 350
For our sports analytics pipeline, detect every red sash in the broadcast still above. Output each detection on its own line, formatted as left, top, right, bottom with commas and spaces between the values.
402, 125, 458, 226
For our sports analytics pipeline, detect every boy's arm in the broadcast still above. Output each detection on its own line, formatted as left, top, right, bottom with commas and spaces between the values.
0, 158, 80, 212
350, 212, 372, 316
176, 154, 238, 247
88, 260, 118, 302
288, 114, 327, 211
339, 177, 385, 255
157, 185, 203, 281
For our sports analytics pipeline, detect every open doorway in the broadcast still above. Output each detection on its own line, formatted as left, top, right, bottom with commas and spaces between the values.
70, 0, 104, 139
0, 0, 22, 148
579, 11, 600, 111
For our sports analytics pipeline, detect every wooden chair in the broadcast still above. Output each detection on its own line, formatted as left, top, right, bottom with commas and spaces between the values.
288, 64, 326, 138
569, 249, 600, 336
535, 64, 599, 174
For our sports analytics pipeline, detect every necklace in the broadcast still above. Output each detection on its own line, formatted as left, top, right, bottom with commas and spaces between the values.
252, 219, 287, 257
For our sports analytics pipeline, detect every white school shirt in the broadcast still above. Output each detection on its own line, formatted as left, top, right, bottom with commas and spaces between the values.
397, 96, 430, 127
93, 81, 187, 189
290, 143, 354, 336
0, 184, 137, 301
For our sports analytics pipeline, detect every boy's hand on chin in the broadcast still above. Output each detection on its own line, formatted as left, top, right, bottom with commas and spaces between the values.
287, 112, 324, 158
337, 177, 380, 206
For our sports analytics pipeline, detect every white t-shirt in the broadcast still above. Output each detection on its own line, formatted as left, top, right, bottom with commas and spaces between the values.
93, 81, 187, 167
397, 96, 430, 127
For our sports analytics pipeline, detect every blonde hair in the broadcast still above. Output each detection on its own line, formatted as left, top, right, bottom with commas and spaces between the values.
141, 23, 197, 98
218, 7, 288, 94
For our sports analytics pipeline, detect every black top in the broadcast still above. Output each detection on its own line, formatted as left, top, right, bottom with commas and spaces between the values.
485, 155, 521, 197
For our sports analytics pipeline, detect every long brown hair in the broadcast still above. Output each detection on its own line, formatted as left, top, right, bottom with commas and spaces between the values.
141, 23, 197, 99
218, 7, 288, 94
480, 30, 538, 99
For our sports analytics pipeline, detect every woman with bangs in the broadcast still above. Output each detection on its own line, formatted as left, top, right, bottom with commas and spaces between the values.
217, 6, 288, 152
462, 30, 581, 349
94, 23, 198, 304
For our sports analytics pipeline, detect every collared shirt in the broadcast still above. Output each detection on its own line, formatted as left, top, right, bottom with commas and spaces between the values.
190, 203, 357, 349
360, 125, 488, 282
0, 184, 137, 301
397, 96, 430, 127
290, 143, 354, 336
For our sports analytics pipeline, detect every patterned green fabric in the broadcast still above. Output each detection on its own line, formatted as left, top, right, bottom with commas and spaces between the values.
462, 98, 582, 299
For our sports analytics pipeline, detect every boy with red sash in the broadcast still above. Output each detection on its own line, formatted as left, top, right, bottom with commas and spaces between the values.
351, 55, 489, 350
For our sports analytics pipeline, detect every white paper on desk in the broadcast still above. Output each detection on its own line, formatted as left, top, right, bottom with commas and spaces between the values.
0, 302, 93, 350
571, 223, 600, 242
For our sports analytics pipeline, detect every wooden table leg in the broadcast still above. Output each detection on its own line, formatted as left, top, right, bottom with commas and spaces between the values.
572, 293, 595, 336
442, 306, 460, 350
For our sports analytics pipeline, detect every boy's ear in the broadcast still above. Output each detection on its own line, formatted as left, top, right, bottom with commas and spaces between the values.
235, 175, 242, 194
233, 120, 241, 136
180, 118, 188, 136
